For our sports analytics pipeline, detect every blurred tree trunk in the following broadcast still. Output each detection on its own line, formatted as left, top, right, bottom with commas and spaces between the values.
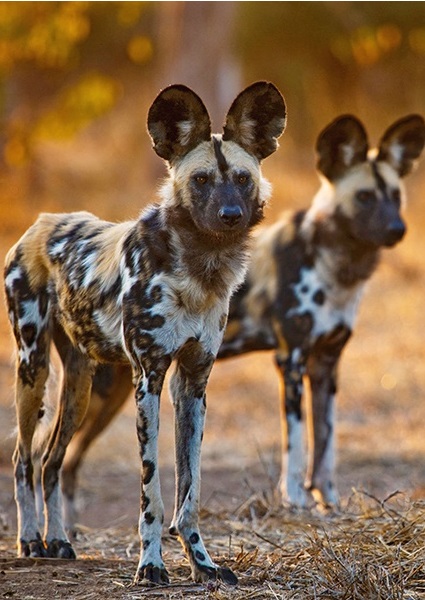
154, 1, 241, 131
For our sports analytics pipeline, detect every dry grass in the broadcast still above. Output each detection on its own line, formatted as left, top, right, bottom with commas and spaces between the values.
1, 490, 425, 599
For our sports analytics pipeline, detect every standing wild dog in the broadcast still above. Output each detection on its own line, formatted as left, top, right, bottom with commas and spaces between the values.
220, 113, 425, 508
54, 113, 424, 525
3, 82, 287, 584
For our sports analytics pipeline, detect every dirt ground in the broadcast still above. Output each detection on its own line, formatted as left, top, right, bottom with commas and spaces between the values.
1, 170, 425, 599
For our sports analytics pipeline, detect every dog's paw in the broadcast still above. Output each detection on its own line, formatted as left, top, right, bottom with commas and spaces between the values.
46, 539, 76, 559
193, 563, 238, 586
134, 563, 170, 585
19, 536, 47, 558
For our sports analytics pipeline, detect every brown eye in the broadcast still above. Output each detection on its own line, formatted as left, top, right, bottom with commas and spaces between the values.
356, 190, 376, 204
237, 173, 250, 185
194, 174, 208, 185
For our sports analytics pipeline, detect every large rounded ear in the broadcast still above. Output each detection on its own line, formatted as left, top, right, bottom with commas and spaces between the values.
147, 85, 211, 162
222, 81, 286, 161
376, 114, 425, 177
316, 115, 368, 181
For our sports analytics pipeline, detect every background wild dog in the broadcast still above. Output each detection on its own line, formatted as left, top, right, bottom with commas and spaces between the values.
3, 82, 286, 585
56, 113, 425, 525
220, 113, 425, 508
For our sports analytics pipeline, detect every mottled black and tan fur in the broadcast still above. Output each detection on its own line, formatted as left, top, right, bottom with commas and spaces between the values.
3, 82, 286, 585
220, 113, 425, 507
55, 114, 425, 522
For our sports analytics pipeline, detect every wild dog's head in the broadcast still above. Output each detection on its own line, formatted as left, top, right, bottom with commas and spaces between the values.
147, 82, 286, 238
312, 114, 425, 248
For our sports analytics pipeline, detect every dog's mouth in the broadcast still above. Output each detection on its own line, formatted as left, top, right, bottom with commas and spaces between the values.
361, 225, 406, 249
196, 210, 251, 237
382, 224, 406, 247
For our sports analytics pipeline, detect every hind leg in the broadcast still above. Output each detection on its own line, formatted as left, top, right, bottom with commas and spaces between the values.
5, 260, 52, 557
13, 364, 50, 557
62, 363, 132, 535
41, 347, 94, 558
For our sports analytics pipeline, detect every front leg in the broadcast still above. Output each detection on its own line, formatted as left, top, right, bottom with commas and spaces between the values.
306, 355, 339, 507
169, 341, 237, 585
276, 349, 311, 508
306, 327, 350, 508
133, 355, 171, 585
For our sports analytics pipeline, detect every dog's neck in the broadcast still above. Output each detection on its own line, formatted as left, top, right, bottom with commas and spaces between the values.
166, 204, 250, 297
134, 203, 251, 313
302, 210, 380, 288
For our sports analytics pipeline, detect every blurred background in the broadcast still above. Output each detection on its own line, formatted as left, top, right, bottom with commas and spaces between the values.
1, 1, 425, 526
1, 1, 425, 227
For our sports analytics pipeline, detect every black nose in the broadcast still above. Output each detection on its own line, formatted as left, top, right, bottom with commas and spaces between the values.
384, 220, 406, 246
218, 206, 243, 227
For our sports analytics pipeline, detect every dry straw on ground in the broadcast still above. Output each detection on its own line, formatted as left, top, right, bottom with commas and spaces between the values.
1, 489, 425, 599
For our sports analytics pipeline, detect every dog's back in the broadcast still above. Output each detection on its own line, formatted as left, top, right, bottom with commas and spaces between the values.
5, 212, 134, 366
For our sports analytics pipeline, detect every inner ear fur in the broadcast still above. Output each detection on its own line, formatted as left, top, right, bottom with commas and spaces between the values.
222, 81, 287, 161
316, 115, 369, 181
147, 84, 211, 162
377, 114, 425, 177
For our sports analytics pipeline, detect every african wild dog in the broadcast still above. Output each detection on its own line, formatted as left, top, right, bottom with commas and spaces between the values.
54, 113, 424, 525
3, 81, 287, 585
220, 113, 425, 508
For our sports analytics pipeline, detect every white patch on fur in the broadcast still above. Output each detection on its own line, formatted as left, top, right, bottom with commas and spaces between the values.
93, 305, 123, 344
282, 413, 309, 507
258, 176, 272, 206
16, 299, 49, 362
80, 251, 99, 287
288, 264, 364, 340
15, 475, 40, 544
43, 482, 69, 542
142, 271, 228, 359
48, 238, 68, 260
136, 538, 165, 577
120, 259, 134, 292
377, 162, 408, 208
4, 263, 22, 289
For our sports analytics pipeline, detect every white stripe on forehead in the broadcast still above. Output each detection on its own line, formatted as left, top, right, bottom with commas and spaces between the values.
372, 160, 402, 187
